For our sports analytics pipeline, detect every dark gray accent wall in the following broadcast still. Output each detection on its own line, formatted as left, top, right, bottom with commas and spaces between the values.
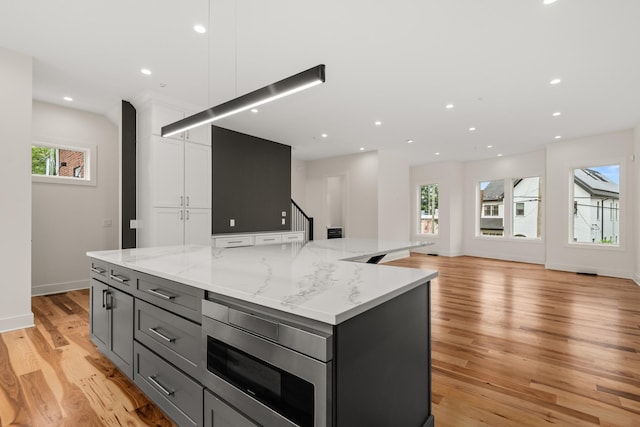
121, 101, 136, 249
212, 126, 291, 234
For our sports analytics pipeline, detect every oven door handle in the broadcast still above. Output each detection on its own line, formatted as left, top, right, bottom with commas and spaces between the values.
229, 308, 279, 341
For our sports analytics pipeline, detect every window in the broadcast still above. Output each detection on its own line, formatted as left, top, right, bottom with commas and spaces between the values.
479, 179, 504, 236
512, 176, 541, 239
483, 204, 499, 216
32, 142, 95, 186
572, 165, 619, 245
419, 184, 439, 235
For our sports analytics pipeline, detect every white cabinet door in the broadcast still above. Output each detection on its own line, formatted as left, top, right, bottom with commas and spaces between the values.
185, 123, 211, 145
153, 137, 185, 208
152, 208, 184, 246
184, 142, 211, 209
151, 104, 185, 138
184, 209, 211, 245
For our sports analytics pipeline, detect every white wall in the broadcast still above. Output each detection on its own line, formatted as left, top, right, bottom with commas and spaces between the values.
305, 152, 379, 240
411, 161, 464, 256
546, 130, 635, 278
0, 47, 34, 332
31, 101, 119, 295
377, 150, 410, 241
636, 125, 640, 285
291, 158, 307, 206
463, 150, 546, 264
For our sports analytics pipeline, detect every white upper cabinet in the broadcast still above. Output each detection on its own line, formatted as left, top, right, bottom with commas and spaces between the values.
136, 95, 212, 248
149, 103, 211, 146
152, 136, 185, 208
184, 142, 211, 209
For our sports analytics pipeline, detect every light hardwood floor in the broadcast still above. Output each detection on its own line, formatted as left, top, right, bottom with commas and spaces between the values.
387, 254, 640, 427
1, 255, 639, 426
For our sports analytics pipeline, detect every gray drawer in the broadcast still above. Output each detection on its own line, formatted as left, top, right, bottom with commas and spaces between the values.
89, 258, 109, 282
137, 271, 204, 323
108, 264, 136, 292
135, 299, 201, 379
134, 341, 203, 427
204, 389, 259, 427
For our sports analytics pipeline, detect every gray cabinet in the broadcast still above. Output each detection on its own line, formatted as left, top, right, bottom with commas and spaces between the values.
134, 299, 201, 379
89, 277, 134, 379
204, 390, 259, 427
134, 341, 203, 427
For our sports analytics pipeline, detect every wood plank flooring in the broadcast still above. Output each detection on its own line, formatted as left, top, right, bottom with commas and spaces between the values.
0, 290, 175, 427
386, 255, 640, 427
1, 255, 639, 426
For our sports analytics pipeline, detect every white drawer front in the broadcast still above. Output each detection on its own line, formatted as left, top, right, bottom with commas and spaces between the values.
282, 232, 304, 242
255, 235, 283, 245
214, 236, 254, 248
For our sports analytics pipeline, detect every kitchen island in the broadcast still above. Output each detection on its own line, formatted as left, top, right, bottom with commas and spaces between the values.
87, 238, 436, 427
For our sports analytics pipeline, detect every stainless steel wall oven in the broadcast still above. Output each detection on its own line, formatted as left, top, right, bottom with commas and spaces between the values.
201, 298, 333, 427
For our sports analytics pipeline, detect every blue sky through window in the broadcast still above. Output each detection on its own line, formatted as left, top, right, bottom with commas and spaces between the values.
591, 164, 620, 184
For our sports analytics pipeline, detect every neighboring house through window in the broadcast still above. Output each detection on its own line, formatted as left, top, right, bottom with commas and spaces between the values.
572, 165, 620, 245
32, 142, 95, 186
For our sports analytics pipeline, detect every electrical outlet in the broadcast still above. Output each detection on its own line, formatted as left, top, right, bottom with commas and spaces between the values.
281, 211, 287, 217
282, 218, 286, 225
130, 220, 138, 229
230, 219, 235, 227
103, 219, 112, 228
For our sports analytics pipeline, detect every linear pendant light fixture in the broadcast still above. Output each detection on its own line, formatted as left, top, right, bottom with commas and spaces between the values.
161, 64, 326, 138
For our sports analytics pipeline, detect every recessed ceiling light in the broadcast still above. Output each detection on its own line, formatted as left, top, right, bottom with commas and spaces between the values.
497, 153, 504, 157
552, 111, 562, 117
435, 152, 440, 156
251, 108, 258, 113
555, 135, 562, 139
469, 127, 476, 132
374, 121, 382, 126
63, 96, 73, 102
543, 0, 557, 4
445, 104, 454, 109
321, 133, 328, 138
194, 25, 206, 34
549, 78, 562, 85
141, 68, 152, 76
359, 147, 365, 151
487, 145, 493, 149
407, 139, 413, 144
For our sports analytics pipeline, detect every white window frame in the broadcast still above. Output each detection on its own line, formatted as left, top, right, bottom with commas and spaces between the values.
31, 141, 96, 186
418, 183, 439, 236
569, 163, 621, 248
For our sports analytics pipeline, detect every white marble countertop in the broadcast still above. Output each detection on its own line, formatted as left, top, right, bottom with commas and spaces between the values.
87, 238, 437, 325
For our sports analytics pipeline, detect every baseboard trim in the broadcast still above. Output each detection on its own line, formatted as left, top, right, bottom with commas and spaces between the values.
545, 262, 633, 280
464, 250, 545, 265
32, 279, 90, 296
0, 312, 34, 333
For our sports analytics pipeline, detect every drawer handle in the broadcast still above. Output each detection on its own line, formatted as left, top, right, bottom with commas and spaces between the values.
110, 274, 129, 284
147, 375, 174, 397
91, 267, 106, 274
228, 240, 243, 244
264, 238, 276, 241
148, 327, 176, 343
147, 289, 176, 300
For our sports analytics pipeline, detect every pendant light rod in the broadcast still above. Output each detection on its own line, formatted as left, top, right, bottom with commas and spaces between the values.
161, 64, 326, 138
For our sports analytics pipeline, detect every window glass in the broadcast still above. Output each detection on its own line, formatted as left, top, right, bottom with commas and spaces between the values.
31, 143, 94, 185
479, 180, 504, 236
572, 165, 620, 245
512, 177, 541, 238
419, 184, 439, 235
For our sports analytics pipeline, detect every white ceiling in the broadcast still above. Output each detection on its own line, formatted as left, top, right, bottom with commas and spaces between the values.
1, 0, 640, 165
